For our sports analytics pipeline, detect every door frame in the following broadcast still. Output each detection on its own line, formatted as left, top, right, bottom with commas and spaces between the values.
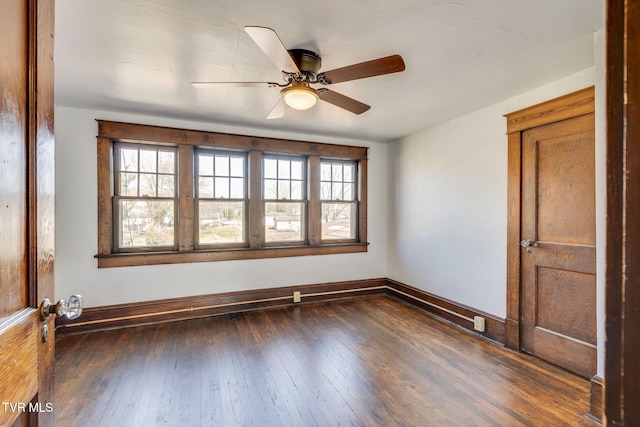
605, 0, 640, 424
503, 87, 595, 351
31, 0, 57, 424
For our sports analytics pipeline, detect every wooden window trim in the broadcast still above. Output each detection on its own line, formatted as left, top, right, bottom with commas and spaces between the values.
177, 145, 194, 251
96, 120, 369, 268
97, 120, 368, 159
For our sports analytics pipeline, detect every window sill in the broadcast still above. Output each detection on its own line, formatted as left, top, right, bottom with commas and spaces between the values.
95, 243, 369, 268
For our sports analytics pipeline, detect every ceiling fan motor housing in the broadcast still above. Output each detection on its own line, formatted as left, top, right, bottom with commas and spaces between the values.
288, 49, 322, 77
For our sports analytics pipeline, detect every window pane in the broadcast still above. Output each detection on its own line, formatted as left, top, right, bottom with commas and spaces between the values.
157, 175, 175, 197
291, 160, 303, 180
139, 149, 157, 173
278, 180, 290, 199
119, 200, 174, 247
158, 151, 175, 174
215, 155, 229, 176
264, 158, 277, 179
215, 177, 230, 198
278, 159, 290, 179
230, 156, 244, 177
332, 163, 343, 181
291, 180, 302, 200
321, 163, 332, 181
344, 183, 354, 201
321, 202, 356, 240
332, 183, 343, 200
121, 148, 138, 172
139, 173, 157, 197
321, 182, 331, 200
199, 201, 244, 245
265, 202, 304, 242
344, 164, 354, 182
199, 154, 214, 176
264, 179, 277, 199
120, 172, 138, 196
199, 177, 213, 198
230, 178, 244, 199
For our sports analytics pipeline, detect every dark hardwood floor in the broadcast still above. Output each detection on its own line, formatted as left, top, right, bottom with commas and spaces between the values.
55, 296, 599, 426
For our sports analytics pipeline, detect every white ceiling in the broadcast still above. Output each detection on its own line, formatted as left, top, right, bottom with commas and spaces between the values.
55, 0, 604, 142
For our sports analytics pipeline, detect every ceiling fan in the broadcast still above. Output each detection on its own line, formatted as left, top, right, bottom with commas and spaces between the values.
191, 26, 406, 119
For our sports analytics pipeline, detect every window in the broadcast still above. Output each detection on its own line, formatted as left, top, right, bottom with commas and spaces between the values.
196, 150, 247, 247
96, 121, 368, 267
264, 156, 306, 243
320, 160, 357, 241
114, 143, 177, 251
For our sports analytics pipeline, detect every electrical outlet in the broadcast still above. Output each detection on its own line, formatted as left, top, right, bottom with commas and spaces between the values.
293, 291, 301, 303
473, 316, 485, 332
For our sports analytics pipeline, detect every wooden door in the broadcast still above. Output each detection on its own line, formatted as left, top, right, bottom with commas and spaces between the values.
0, 0, 56, 426
520, 112, 596, 378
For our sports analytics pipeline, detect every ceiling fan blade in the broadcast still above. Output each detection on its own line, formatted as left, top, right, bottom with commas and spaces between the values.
267, 98, 286, 120
318, 89, 370, 115
244, 26, 300, 74
191, 81, 279, 88
319, 54, 405, 84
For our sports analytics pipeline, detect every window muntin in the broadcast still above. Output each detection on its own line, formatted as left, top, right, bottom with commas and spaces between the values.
264, 156, 306, 243
114, 144, 177, 251
264, 157, 305, 200
320, 160, 357, 241
196, 150, 247, 246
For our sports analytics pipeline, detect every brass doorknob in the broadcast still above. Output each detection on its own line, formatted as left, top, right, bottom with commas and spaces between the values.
40, 295, 83, 321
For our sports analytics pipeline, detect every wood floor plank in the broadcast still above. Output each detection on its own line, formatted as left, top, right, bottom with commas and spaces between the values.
54, 296, 598, 426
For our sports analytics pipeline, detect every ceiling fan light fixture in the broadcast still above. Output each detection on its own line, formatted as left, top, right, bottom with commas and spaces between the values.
282, 84, 318, 111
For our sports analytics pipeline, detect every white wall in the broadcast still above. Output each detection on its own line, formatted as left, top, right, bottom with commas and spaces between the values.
387, 66, 597, 319
54, 107, 388, 307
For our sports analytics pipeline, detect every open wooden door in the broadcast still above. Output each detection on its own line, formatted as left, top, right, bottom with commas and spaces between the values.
0, 0, 56, 425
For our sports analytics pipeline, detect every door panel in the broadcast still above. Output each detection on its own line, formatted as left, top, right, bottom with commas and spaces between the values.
0, 311, 39, 409
521, 113, 596, 379
0, 0, 29, 318
535, 267, 596, 344
0, 0, 56, 425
